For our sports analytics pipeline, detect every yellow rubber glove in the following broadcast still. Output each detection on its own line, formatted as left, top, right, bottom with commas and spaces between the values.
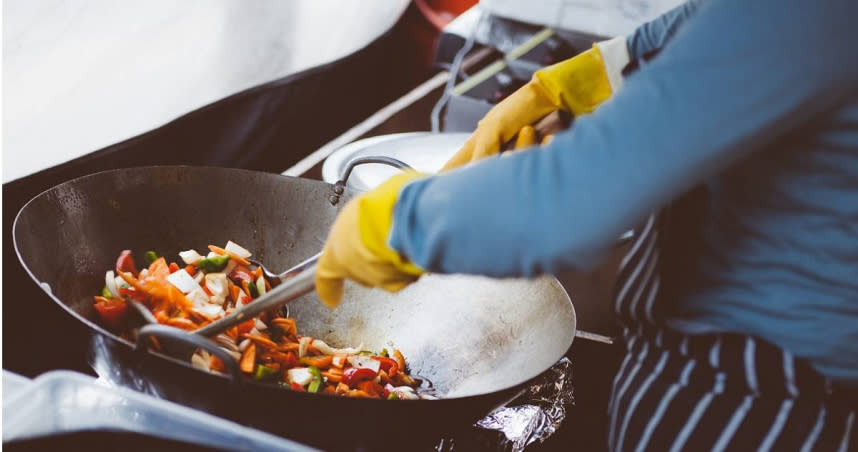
441, 36, 629, 171
315, 172, 426, 307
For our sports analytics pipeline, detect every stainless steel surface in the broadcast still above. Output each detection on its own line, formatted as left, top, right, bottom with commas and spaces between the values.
321, 132, 470, 191
14, 166, 577, 400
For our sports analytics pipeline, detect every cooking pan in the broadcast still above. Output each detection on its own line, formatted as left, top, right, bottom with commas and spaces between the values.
13, 166, 576, 449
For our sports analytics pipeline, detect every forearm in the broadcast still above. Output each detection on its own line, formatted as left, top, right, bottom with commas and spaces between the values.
391, 0, 856, 277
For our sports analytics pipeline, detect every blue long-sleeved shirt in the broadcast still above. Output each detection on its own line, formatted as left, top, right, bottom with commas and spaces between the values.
390, 0, 858, 383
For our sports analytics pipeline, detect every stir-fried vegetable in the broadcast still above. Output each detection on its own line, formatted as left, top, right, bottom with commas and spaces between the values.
92, 242, 425, 399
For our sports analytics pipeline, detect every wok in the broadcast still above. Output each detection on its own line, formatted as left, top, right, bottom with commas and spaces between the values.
13, 166, 576, 449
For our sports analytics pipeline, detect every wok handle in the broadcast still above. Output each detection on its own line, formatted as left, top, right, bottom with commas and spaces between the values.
136, 324, 243, 383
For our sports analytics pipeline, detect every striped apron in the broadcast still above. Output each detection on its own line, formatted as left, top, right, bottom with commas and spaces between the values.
607, 212, 857, 452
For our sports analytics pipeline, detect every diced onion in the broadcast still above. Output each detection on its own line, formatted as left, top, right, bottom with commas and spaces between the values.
191, 352, 209, 371
205, 273, 229, 301
256, 276, 266, 297
287, 367, 313, 386
298, 337, 312, 358
105, 270, 118, 297
239, 338, 252, 352
254, 318, 268, 331
178, 249, 203, 265
186, 288, 210, 305
223, 259, 237, 276
312, 339, 360, 356
193, 303, 224, 319
347, 355, 381, 373
224, 241, 252, 259
167, 269, 202, 294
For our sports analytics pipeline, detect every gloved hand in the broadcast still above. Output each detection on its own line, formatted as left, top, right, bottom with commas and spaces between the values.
315, 172, 426, 307
441, 37, 630, 171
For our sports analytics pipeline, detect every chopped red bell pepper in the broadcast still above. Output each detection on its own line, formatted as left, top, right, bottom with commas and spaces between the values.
168, 262, 180, 273
342, 367, 378, 387
93, 296, 128, 329
290, 382, 306, 392
119, 287, 147, 302
116, 250, 139, 277
373, 357, 399, 375
229, 266, 254, 285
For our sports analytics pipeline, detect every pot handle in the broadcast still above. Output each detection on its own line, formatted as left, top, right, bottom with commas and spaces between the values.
333, 156, 414, 194
136, 324, 243, 384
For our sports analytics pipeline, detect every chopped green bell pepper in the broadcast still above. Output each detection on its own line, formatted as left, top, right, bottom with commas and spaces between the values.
197, 255, 231, 272
143, 251, 159, 267
307, 366, 323, 393
253, 364, 277, 381
102, 286, 113, 298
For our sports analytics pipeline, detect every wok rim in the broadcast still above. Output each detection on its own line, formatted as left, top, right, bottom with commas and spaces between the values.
12, 165, 577, 402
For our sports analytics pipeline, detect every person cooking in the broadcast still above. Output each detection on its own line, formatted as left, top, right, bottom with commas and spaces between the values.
315, 0, 857, 449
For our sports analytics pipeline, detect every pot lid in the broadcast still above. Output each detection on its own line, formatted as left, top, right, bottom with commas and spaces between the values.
322, 132, 470, 191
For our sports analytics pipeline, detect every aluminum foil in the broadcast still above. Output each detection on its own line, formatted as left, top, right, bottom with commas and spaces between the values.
436, 357, 574, 451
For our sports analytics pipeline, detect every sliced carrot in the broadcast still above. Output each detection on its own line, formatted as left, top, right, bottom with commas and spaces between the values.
168, 262, 180, 273
241, 280, 253, 297
357, 380, 382, 398
299, 355, 333, 369
147, 258, 170, 279
347, 389, 373, 399
322, 372, 342, 384
254, 266, 263, 279
271, 318, 297, 336
210, 355, 226, 373
201, 283, 213, 297
243, 333, 278, 350
267, 351, 298, 368
208, 245, 251, 266
279, 342, 300, 352
240, 343, 256, 373
166, 317, 197, 331
322, 385, 337, 395
393, 349, 406, 372
229, 284, 241, 304
184, 264, 196, 276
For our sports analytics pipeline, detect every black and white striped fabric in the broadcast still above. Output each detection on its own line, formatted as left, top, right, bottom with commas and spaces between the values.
607, 213, 857, 451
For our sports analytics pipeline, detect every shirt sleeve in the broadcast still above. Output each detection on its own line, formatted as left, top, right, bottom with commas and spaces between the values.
626, 0, 701, 61
389, 0, 858, 278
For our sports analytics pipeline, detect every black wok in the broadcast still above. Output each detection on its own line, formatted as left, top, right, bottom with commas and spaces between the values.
13, 166, 576, 450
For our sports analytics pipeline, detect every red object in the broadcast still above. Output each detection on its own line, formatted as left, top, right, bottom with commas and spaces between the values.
116, 250, 139, 277
93, 297, 128, 329
119, 287, 147, 302
168, 262, 180, 273
406, 0, 478, 72
237, 319, 255, 335
229, 266, 254, 285
342, 367, 378, 387
290, 382, 306, 392
373, 356, 399, 375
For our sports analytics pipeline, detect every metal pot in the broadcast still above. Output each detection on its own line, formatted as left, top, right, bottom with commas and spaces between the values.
13, 166, 575, 449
